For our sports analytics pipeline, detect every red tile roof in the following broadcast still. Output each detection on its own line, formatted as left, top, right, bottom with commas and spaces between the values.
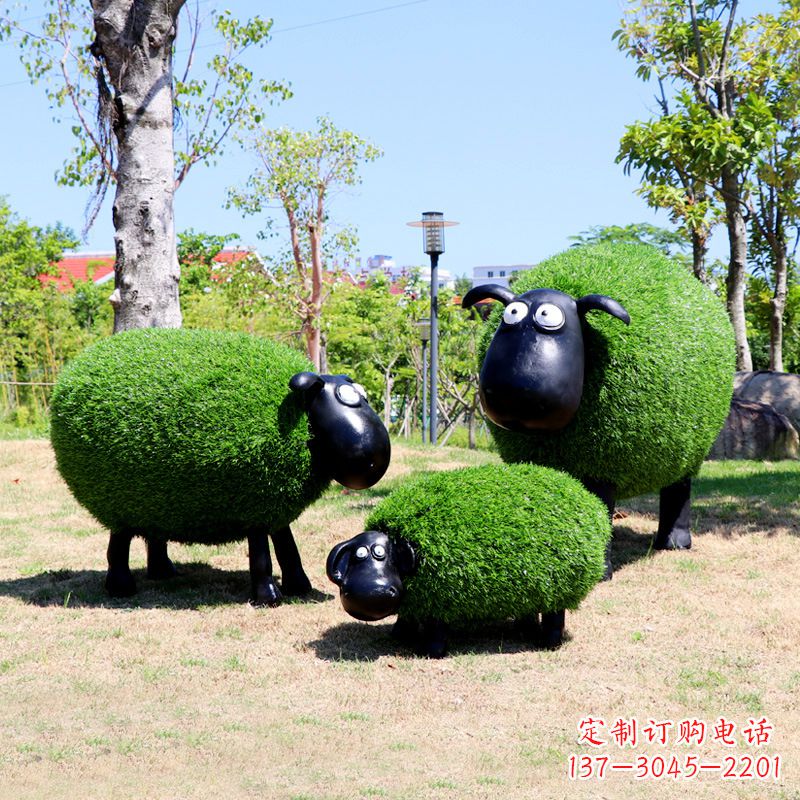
43, 249, 257, 292
42, 253, 115, 291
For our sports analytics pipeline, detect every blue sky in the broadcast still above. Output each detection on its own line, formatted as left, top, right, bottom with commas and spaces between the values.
0, 0, 751, 276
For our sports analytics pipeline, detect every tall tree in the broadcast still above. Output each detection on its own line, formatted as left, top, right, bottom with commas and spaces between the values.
617, 99, 722, 284
616, 0, 764, 369
228, 116, 382, 370
1, 2, 287, 332
617, 1, 800, 372
90, 0, 186, 331
741, 6, 800, 371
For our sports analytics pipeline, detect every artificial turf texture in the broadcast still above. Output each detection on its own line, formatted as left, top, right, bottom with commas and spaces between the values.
50, 328, 328, 543
480, 244, 735, 499
365, 464, 611, 625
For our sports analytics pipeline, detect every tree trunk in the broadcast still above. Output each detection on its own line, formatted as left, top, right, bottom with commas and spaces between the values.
690, 227, 709, 285
306, 223, 323, 370
770, 247, 788, 372
720, 166, 752, 371
92, 0, 185, 332
383, 367, 393, 430
319, 331, 329, 374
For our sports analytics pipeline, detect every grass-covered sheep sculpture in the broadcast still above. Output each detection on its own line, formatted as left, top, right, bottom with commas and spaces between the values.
50, 328, 390, 606
327, 464, 611, 657
463, 244, 735, 573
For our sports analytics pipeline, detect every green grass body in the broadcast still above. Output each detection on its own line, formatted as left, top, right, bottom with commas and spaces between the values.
482, 244, 735, 499
365, 464, 611, 625
50, 329, 327, 544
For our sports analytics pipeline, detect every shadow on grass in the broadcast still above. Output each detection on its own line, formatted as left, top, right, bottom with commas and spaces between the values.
0, 563, 333, 610
622, 470, 800, 537
693, 471, 800, 535
610, 524, 656, 569
309, 619, 575, 662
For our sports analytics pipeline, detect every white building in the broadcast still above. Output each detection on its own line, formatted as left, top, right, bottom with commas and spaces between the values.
471, 264, 535, 289
364, 254, 455, 290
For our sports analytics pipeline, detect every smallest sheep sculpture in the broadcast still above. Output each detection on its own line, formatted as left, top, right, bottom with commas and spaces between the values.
327, 464, 610, 657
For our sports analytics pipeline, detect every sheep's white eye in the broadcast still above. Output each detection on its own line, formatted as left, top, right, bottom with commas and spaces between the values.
372, 544, 386, 560
336, 383, 361, 407
355, 546, 369, 560
503, 301, 529, 325
353, 383, 368, 400
534, 303, 565, 331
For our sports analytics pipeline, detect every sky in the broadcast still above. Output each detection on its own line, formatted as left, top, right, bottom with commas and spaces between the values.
0, 0, 758, 277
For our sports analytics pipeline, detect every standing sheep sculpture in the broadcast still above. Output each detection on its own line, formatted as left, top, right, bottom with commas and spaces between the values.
462, 244, 735, 572
50, 328, 391, 606
327, 464, 611, 657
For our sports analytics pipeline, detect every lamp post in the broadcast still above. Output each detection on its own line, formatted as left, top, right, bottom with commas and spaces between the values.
415, 317, 431, 442
407, 212, 459, 445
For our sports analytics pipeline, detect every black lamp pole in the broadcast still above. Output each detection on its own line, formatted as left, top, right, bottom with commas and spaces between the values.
415, 317, 430, 443
407, 212, 458, 445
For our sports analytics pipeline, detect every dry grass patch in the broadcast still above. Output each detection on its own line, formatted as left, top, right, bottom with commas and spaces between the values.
0, 441, 798, 799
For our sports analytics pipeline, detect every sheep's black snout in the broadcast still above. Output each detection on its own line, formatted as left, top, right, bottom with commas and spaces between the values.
341, 582, 402, 621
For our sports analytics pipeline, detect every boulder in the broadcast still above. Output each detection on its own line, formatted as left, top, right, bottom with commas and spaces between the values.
709, 398, 799, 461
734, 370, 800, 432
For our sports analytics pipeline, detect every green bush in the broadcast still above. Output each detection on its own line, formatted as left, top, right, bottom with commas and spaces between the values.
365, 464, 610, 625
50, 329, 328, 543
481, 244, 735, 499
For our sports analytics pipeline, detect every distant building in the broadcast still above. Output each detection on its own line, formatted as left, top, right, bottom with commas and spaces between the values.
471, 264, 535, 289
364, 254, 455, 290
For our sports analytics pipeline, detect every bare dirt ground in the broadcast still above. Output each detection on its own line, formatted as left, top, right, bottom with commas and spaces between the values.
0, 440, 797, 800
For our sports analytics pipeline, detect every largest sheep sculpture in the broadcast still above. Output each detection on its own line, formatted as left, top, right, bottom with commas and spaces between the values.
50, 328, 390, 606
462, 244, 735, 572
327, 464, 611, 658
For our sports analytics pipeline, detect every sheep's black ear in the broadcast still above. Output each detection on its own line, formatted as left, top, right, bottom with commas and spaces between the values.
393, 538, 418, 577
326, 537, 356, 586
289, 371, 324, 396
576, 294, 631, 326
462, 284, 517, 309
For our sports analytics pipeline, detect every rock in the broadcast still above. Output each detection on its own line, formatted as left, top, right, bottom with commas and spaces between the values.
709, 398, 799, 460
734, 370, 800, 432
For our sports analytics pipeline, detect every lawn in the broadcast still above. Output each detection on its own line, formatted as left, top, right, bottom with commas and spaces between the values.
0, 439, 798, 799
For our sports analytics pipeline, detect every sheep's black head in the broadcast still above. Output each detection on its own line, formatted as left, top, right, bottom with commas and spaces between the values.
327, 530, 418, 621
290, 373, 391, 489
462, 284, 630, 431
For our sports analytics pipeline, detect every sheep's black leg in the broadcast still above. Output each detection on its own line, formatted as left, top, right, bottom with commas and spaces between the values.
146, 538, 177, 580
106, 530, 136, 597
517, 613, 541, 642
391, 616, 420, 644
247, 530, 282, 607
270, 526, 312, 596
418, 619, 449, 659
540, 609, 566, 649
654, 477, 692, 550
581, 478, 616, 580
